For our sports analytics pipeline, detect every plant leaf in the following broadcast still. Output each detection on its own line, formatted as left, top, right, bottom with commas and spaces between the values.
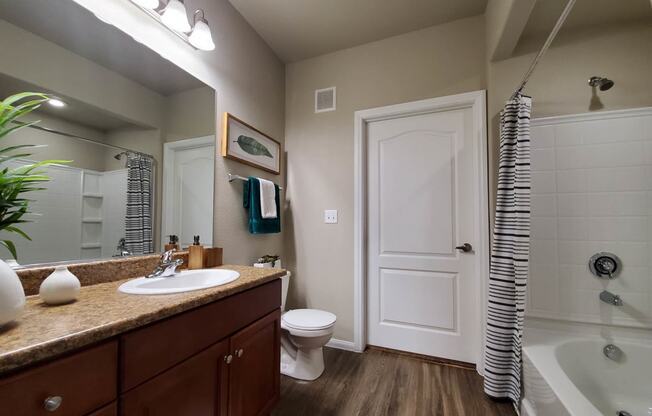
235, 135, 273, 158
4, 225, 31, 241
0, 240, 17, 260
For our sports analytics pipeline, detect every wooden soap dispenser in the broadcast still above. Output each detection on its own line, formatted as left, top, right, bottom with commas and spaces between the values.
188, 235, 204, 270
164, 235, 179, 251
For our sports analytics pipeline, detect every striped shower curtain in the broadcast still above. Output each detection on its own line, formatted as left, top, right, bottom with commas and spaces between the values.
125, 153, 154, 255
483, 95, 532, 403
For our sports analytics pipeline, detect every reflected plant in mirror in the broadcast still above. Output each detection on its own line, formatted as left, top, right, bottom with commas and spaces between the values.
0, 92, 67, 259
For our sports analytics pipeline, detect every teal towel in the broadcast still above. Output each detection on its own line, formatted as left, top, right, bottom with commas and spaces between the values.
243, 177, 281, 234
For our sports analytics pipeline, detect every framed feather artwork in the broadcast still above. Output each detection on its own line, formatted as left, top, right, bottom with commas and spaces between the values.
221, 113, 281, 174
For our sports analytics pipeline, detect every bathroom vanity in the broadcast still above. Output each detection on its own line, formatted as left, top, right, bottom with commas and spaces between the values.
0, 266, 283, 416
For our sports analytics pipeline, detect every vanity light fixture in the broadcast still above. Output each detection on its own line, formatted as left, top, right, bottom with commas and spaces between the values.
189, 10, 215, 51
129, 0, 215, 51
131, 0, 159, 9
47, 98, 66, 108
161, 0, 192, 33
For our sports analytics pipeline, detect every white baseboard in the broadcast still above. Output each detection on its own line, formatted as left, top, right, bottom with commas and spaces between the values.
326, 338, 359, 352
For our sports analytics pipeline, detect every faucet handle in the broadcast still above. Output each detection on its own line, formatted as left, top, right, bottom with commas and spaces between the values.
161, 249, 176, 262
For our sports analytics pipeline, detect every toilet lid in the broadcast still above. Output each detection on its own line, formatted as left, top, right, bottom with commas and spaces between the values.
282, 309, 336, 330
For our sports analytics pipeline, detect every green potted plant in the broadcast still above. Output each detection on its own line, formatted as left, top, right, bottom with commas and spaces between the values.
0, 92, 66, 326
255, 254, 281, 268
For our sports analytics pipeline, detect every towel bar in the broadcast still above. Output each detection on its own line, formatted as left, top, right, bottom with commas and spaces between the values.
228, 173, 283, 190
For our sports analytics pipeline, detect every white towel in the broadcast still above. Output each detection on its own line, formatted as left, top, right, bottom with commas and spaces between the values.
258, 178, 277, 219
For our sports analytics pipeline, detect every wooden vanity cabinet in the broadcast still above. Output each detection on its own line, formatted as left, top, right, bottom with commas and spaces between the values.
229, 309, 281, 416
120, 339, 231, 415
88, 403, 117, 416
121, 309, 281, 416
0, 279, 281, 416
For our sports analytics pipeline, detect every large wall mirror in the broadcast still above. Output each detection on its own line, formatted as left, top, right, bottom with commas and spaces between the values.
0, 0, 216, 266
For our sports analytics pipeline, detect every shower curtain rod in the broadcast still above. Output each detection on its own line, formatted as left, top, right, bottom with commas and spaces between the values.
25, 123, 157, 162
510, 0, 576, 101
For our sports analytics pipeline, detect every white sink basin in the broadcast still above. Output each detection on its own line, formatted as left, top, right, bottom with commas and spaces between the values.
118, 269, 240, 295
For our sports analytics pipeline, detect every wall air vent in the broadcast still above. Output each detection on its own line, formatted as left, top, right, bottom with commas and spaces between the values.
315, 87, 336, 113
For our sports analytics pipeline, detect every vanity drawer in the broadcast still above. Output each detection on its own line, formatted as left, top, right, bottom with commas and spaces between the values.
0, 340, 118, 416
120, 279, 281, 392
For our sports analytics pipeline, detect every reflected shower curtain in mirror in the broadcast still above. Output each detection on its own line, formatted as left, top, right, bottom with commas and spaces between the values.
484, 95, 532, 403
125, 153, 154, 255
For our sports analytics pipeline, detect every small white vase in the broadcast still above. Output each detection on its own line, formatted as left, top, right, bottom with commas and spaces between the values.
0, 259, 25, 326
39, 266, 80, 305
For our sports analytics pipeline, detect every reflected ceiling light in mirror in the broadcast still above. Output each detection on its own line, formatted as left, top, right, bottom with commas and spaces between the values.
189, 10, 215, 51
161, 0, 191, 33
47, 98, 66, 108
132, 0, 159, 9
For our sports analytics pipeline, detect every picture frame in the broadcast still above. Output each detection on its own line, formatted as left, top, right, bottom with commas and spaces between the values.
221, 113, 281, 175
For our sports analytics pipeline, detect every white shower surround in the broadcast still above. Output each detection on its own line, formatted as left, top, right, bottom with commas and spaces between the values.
529, 107, 652, 329
0, 161, 127, 265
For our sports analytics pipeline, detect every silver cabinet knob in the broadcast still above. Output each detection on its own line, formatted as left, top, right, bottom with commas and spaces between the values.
44, 396, 62, 412
236, 348, 244, 358
224, 354, 233, 364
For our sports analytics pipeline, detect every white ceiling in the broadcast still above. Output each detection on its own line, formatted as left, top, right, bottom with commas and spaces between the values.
228, 0, 488, 62
0, 0, 205, 96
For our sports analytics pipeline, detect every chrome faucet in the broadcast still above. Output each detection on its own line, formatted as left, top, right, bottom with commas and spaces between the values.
146, 249, 183, 278
599, 290, 623, 306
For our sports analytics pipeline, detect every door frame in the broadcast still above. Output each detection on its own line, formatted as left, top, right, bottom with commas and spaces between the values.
161, 135, 216, 248
353, 90, 489, 374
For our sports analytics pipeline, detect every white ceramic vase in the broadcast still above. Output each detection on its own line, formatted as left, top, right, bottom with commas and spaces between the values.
39, 266, 80, 305
0, 259, 25, 326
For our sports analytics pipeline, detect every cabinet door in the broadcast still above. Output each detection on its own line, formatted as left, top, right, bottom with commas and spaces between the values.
87, 402, 116, 416
229, 309, 281, 416
0, 341, 117, 416
121, 339, 230, 416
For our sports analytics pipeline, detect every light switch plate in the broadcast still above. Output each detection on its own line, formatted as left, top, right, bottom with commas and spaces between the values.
324, 209, 338, 224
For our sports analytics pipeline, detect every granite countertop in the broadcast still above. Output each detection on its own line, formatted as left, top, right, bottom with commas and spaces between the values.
0, 265, 285, 375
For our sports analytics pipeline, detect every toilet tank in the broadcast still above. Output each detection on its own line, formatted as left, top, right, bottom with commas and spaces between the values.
281, 272, 290, 311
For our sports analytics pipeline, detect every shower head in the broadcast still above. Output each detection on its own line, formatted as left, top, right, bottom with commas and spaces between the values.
114, 152, 123, 160
588, 76, 614, 91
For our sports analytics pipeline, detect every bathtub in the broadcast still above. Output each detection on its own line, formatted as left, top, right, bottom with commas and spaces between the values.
522, 330, 652, 416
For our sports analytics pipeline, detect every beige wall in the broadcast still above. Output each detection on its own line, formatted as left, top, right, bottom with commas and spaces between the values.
163, 86, 215, 143
486, 20, 652, 226
284, 16, 486, 341
5, 113, 111, 172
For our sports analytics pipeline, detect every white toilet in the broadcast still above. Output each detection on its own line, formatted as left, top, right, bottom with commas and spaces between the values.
280, 272, 336, 381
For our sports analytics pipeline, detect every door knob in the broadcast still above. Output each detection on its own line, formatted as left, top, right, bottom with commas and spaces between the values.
455, 243, 473, 253
236, 348, 244, 358
224, 354, 233, 364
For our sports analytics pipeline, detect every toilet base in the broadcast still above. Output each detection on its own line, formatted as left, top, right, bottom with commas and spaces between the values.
280, 342, 325, 381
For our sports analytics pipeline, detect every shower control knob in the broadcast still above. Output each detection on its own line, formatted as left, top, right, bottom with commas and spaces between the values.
589, 252, 621, 279
456, 243, 473, 253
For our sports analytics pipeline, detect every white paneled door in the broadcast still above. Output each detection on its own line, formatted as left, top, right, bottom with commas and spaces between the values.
367, 105, 479, 363
162, 136, 215, 248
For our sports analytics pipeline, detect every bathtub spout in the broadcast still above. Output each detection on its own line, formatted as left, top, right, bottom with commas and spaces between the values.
599, 290, 622, 306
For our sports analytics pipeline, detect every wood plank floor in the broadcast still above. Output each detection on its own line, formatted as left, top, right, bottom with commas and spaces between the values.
272, 347, 515, 416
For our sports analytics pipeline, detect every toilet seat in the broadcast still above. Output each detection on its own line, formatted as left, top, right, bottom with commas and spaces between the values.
282, 309, 336, 331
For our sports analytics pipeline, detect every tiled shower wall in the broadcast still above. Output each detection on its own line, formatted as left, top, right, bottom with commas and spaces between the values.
528, 108, 652, 328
